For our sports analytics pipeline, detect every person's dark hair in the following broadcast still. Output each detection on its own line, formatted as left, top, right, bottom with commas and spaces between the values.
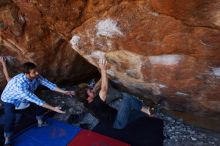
22, 62, 37, 74
75, 85, 93, 105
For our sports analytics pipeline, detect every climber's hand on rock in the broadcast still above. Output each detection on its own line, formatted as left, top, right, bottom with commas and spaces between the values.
98, 58, 107, 70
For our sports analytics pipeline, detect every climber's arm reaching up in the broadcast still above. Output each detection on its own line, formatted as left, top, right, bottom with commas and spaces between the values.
98, 59, 108, 102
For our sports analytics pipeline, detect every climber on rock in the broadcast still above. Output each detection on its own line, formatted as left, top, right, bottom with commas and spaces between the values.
76, 58, 153, 130
0, 60, 75, 146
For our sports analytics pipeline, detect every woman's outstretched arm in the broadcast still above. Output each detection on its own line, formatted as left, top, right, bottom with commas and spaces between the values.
0, 56, 10, 82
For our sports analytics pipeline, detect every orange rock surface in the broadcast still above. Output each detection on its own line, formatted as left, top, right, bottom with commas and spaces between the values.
0, 0, 97, 89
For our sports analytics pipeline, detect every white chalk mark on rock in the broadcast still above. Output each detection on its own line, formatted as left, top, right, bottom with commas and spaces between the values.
151, 83, 167, 95
200, 40, 213, 48
96, 18, 123, 38
159, 84, 167, 88
149, 55, 183, 65
107, 70, 115, 77
90, 51, 105, 59
150, 12, 159, 17
70, 35, 80, 49
176, 92, 189, 96
212, 68, 220, 77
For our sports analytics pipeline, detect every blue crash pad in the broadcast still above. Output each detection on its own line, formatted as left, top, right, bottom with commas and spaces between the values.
13, 118, 81, 146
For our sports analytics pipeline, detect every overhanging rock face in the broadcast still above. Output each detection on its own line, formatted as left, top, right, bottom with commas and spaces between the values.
68, 1, 220, 116
1, 0, 220, 129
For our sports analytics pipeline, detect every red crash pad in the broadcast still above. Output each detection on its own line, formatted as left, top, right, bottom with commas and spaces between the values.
68, 129, 130, 146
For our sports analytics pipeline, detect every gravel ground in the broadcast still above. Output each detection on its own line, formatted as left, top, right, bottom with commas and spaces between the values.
156, 111, 220, 146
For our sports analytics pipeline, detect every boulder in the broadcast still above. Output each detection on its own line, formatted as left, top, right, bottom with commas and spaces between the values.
1, 0, 220, 130
0, 0, 97, 89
